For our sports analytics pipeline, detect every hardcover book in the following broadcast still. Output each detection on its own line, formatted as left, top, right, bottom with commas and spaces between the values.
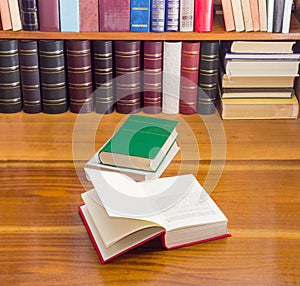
79, 169, 230, 263
130, 0, 151, 32
0, 0, 12, 30
39, 40, 68, 114
143, 40, 163, 114
165, 0, 180, 32
240, 0, 253, 31
258, 0, 267, 31
99, 0, 130, 32
66, 40, 94, 113
179, 0, 194, 32
281, 0, 293, 33
221, 87, 294, 98
151, 0, 165, 32
59, 0, 80, 32
19, 40, 41, 113
272, 0, 284, 32
38, 0, 60, 31
194, 0, 214, 32
79, 0, 98, 32
98, 114, 178, 172
220, 0, 236, 31
249, 0, 260, 31
7, 0, 22, 31
267, 0, 274, 32
230, 0, 245, 31
20, 0, 39, 30
93, 40, 114, 114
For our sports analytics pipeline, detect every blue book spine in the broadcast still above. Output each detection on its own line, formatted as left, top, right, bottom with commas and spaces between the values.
20, 0, 39, 30
165, 0, 180, 32
130, 0, 151, 32
151, 0, 165, 32
59, 0, 80, 32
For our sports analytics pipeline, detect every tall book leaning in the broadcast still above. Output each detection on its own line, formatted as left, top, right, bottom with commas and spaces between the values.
79, 169, 230, 263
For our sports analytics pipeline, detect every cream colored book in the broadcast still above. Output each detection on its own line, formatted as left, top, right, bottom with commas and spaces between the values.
240, 0, 253, 31
231, 0, 245, 31
7, 0, 21, 31
257, 0, 267, 31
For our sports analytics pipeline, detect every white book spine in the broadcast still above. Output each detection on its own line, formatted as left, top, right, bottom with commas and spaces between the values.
231, 0, 245, 32
267, 0, 274, 32
7, 0, 22, 31
179, 0, 194, 32
162, 41, 182, 114
240, 0, 253, 31
258, 0, 267, 31
281, 0, 293, 33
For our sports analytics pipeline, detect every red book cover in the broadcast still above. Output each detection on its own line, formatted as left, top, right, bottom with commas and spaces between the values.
194, 0, 214, 32
179, 41, 200, 115
80, 0, 99, 31
38, 0, 60, 31
99, 0, 130, 32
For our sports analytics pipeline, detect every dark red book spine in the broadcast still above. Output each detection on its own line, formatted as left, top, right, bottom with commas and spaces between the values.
80, 0, 99, 32
179, 41, 200, 115
99, 0, 130, 32
38, 0, 60, 31
114, 40, 141, 114
143, 40, 163, 114
66, 40, 94, 113
19, 40, 41, 113
93, 40, 114, 114
194, 0, 214, 32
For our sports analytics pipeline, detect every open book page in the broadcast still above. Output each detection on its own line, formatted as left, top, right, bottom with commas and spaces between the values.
81, 189, 162, 248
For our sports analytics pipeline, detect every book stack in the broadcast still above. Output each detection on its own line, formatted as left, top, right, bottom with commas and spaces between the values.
80, 114, 230, 263
219, 41, 300, 119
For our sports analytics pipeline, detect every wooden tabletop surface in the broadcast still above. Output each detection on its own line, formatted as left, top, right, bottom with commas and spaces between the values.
1, 112, 299, 285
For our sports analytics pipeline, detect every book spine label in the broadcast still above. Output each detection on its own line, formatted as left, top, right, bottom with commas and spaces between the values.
7, 0, 22, 31
0, 40, 22, 113
179, 0, 194, 32
93, 40, 114, 114
114, 40, 141, 114
59, 0, 80, 32
194, 0, 214, 32
143, 40, 163, 114
79, 0, 99, 32
165, 0, 180, 32
39, 40, 68, 114
198, 41, 220, 115
151, 0, 165, 32
0, 0, 13, 30
38, 0, 60, 31
19, 40, 41, 113
99, 0, 130, 32
179, 41, 200, 115
162, 41, 182, 114
66, 40, 94, 113
130, 0, 151, 32
20, 0, 39, 30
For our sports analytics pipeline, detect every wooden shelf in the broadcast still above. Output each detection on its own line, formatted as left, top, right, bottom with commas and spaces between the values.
0, 14, 300, 41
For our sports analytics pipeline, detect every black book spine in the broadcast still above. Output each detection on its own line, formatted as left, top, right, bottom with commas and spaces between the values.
19, 40, 41, 113
198, 41, 220, 115
20, 0, 39, 31
39, 40, 68, 114
93, 40, 114, 114
0, 40, 22, 113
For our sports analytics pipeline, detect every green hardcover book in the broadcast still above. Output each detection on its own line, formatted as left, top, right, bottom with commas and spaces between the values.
98, 115, 178, 171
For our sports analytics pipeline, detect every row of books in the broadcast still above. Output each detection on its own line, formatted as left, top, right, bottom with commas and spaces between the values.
0, 39, 220, 115
81, 114, 230, 263
219, 40, 300, 119
0, 0, 215, 33
221, 0, 293, 33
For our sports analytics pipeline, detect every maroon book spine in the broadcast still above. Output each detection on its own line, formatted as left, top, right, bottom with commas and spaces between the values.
80, 0, 99, 32
114, 40, 141, 114
143, 41, 163, 114
66, 40, 94, 113
99, 0, 130, 32
179, 41, 200, 115
38, 0, 60, 31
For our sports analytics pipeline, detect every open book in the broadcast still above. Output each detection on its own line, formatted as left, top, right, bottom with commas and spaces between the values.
78, 168, 230, 263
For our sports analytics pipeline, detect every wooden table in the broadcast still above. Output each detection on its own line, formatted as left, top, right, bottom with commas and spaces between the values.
1, 112, 299, 285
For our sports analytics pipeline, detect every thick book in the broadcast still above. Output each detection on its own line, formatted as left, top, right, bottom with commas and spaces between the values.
66, 40, 94, 113
240, 0, 253, 31
114, 40, 141, 114
0, 0, 12, 30
20, 0, 39, 30
7, 0, 22, 31
0, 39, 22, 113
99, 0, 130, 32
143, 40, 163, 114
38, 0, 60, 31
39, 40, 68, 114
179, 41, 200, 114
230, 0, 245, 31
130, 0, 151, 32
19, 40, 41, 113
79, 169, 230, 263
165, 0, 180, 32
98, 114, 178, 172
221, 92, 299, 119
221, 87, 294, 98
60, 0, 80, 32
194, 0, 214, 32
79, 0, 98, 32
272, 0, 284, 33
93, 40, 114, 114
224, 52, 300, 60
162, 41, 182, 114
179, 0, 194, 32
198, 41, 220, 115
150, 0, 165, 32
220, 0, 236, 31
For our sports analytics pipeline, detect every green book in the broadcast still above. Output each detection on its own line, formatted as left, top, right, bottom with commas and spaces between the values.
98, 115, 178, 171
